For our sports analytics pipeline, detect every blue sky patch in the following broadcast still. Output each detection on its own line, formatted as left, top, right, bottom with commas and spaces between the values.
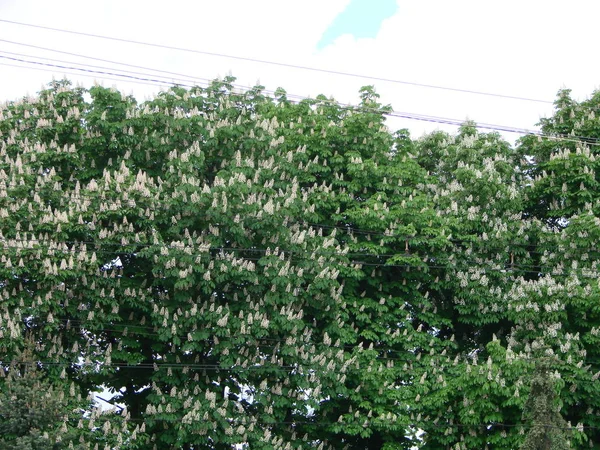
317, 0, 398, 50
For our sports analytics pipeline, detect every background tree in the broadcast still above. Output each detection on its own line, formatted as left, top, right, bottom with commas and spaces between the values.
520, 358, 570, 450
0, 350, 72, 450
0, 341, 139, 449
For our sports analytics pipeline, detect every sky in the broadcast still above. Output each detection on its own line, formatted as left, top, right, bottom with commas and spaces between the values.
317, 0, 397, 49
1, 0, 600, 141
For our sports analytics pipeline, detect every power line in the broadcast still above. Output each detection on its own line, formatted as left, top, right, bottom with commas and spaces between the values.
0, 239, 448, 261
0, 188, 587, 255
0, 39, 212, 84
0, 19, 553, 104
0, 172, 594, 258
0, 388, 583, 432
0, 237, 592, 279
0, 49, 205, 87
2, 52, 597, 143
2, 239, 593, 276
88, 420, 600, 431
4, 354, 599, 371
0, 234, 544, 261
1, 327, 457, 359
3, 64, 598, 149
12, 318, 600, 367
0, 55, 195, 89
0, 62, 168, 90
0, 188, 594, 258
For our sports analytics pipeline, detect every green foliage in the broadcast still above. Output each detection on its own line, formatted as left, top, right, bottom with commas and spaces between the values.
520, 359, 570, 450
2, 78, 600, 449
0, 362, 68, 449
0, 343, 138, 449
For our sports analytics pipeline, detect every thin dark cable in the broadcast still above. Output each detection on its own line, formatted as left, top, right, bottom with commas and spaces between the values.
119, 420, 600, 430
0, 19, 553, 104
0, 62, 169, 90
0, 398, 584, 430
0, 49, 207, 87
0, 239, 432, 260
124, 420, 600, 430
1, 240, 589, 275
2, 54, 597, 143
0, 39, 211, 84
0, 245, 583, 278
1, 187, 596, 257
20, 319, 600, 367
0, 55, 196, 88
1, 189, 591, 255
0, 236, 513, 260
5, 356, 599, 370
2, 225, 597, 273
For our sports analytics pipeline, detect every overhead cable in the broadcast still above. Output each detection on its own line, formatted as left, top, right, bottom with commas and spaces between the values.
1, 52, 597, 144
0, 54, 555, 140
0, 18, 552, 104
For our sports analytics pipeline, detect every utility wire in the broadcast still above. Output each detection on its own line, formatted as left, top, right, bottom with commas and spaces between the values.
4, 355, 598, 371
0, 186, 590, 253
0, 39, 212, 84
0, 49, 205, 87
0, 191, 591, 258
1, 329, 459, 359
0, 62, 168, 90
0, 19, 553, 104
2, 53, 597, 145
0, 243, 542, 273
0, 391, 583, 432
0, 231, 592, 266
1, 236, 592, 276
0, 55, 195, 89
1, 360, 460, 370
15, 318, 600, 367
86, 420, 600, 430
0, 244, 594, 277
1, 51, 596, 143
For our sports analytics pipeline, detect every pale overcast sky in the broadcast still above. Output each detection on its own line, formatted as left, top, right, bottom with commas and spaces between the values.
1, 0, 599, 139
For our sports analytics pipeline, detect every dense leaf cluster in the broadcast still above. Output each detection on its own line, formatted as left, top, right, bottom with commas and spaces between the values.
1, 78, 600, 448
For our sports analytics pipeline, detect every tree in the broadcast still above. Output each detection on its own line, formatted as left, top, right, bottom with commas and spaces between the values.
0, 357, 69, 450
520, 359, 570, 450
2, 78, 435, 448
0, 341, 139, 449
517, 89, 600, 447
2, 77, 600, 449
409, 123, 534, 449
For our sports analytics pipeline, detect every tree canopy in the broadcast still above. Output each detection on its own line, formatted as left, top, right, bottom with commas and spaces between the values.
1, 78, 600, 449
